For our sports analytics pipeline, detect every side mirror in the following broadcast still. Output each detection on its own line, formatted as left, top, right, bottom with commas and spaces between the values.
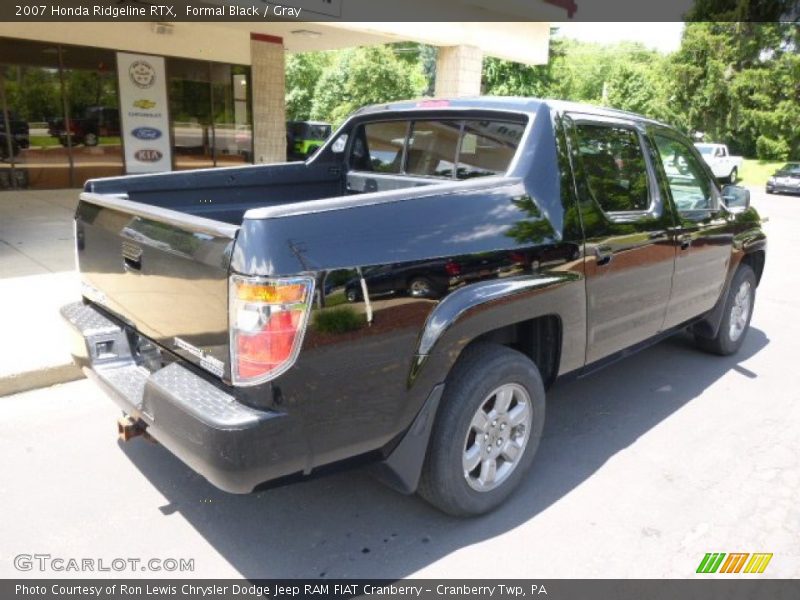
721, 185, 750, 211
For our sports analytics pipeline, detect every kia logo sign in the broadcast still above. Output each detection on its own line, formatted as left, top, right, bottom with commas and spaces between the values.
131, 127, 162, 141
134, 149, 163, 162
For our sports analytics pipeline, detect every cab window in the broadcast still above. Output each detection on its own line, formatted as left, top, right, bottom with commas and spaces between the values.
652, 134, 715, 213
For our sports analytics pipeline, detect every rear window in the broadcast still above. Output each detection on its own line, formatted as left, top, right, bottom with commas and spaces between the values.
780, 163, 800, 174
352, 121, 408, 173
458, 121, 523, 179
350, 117, 525, 180
407, 120, 460, 178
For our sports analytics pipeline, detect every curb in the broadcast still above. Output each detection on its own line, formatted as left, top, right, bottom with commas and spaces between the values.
0, 363, 84, 397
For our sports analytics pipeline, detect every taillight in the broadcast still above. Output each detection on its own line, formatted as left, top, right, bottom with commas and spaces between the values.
229, 274, 314, 386
445, 260, 461, 276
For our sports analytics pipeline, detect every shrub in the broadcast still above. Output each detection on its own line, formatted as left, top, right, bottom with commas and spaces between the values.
312, 306, 363, 334
755, 135, 790, 161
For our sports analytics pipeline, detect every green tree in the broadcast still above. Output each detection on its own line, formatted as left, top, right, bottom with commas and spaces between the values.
3, 67, 60, 121
482, 28, 564, 97
309, 45, 426, 125
391, 42, 437, 96
285, 51, 333, 121
669, 22, 799, 159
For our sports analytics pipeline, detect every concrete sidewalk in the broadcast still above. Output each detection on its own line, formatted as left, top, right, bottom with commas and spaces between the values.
0, 189, 83, 396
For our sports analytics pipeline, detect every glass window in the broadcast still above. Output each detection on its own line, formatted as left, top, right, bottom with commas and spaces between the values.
406, 120, 460, 178
61, 45, 124, 184
457, 120, 523, 179
779, 162, 800, 175
351, 121, 407, 173
0, 38, 71, 190
348, 117, 524, 180
169, 58, 213, 170
653, 134, 715, 212
211, 63, 252, 165
574, 123, 651, 213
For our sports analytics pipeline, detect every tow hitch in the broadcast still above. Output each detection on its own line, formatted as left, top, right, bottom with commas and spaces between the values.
117, 415, 153, 442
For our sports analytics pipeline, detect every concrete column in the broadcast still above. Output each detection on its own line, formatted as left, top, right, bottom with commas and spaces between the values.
434, 45, 484, 98
250, 33, 286, 163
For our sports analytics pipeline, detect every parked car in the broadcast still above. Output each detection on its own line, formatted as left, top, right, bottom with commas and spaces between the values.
287, 120, 332, 159
694, 143, 743, 182
0, 112, 30, 153
63, 98, 766, 516
49, 106, 120, 146
765, 162, 800, 195
0, 132, 18, 160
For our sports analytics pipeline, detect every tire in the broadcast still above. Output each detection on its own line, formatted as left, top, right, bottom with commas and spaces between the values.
729, 167, 738, 183
765, 187, 773, 195
83, 133, 98, 147
345, 287, 360, 303
694, 264, 756, 356
407, 276, 437, 298
418, 342, 546, 516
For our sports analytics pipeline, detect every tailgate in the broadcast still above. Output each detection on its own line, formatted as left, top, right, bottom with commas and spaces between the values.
75, 192, 238, 380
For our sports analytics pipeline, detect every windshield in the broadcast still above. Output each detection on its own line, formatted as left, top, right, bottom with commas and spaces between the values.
695, 145, 714, 156
780, 163, 800, 174
307, 125, 331, 140
288, 122, 331, 140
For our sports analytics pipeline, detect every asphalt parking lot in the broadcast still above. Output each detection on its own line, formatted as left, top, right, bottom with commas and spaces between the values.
1, 189, 797, 579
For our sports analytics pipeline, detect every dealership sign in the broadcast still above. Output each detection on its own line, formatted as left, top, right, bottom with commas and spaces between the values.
132, 127, 162, 140
117, 52, 171, 173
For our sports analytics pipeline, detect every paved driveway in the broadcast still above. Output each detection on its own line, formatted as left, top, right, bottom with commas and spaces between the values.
0, 190, 797, 579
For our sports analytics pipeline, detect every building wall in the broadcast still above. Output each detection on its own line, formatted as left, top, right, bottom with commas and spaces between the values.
435, 45, 484, 98
250, 35, 286, 164
0, 22, 252, 65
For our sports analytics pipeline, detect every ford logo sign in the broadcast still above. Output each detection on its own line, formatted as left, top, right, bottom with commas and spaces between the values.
131, 127, 162, 140
134, 149, 163, 162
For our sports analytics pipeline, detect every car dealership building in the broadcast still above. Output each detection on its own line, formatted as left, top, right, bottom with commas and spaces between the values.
0, 1, 555, 190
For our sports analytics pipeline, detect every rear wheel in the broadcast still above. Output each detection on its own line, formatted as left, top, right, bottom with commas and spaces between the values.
408, 276, 436, 298
418, 343, 546, 516
729, 167, 738, 183
695, 264, 756, 355
84, 133, 99, 147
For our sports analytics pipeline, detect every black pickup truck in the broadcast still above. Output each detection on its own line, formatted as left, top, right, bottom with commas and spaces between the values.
62, 98, 766, 516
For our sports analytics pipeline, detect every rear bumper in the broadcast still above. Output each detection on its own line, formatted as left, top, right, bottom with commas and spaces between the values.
60, 301, 306, 493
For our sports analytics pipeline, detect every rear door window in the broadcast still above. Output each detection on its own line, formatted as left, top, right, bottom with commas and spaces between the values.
574, 122, 651, 213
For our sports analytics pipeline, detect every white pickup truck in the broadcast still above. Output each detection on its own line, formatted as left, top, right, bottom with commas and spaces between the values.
694, 143, 743, 182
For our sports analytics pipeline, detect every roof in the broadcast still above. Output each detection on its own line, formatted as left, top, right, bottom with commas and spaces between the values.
354, 96, 672, 128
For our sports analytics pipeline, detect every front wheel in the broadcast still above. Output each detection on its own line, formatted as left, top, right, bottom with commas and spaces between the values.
695, 264, 756, 355
418, 343, 546, 516
729, 166, 738, 183
83, 133, 98, 147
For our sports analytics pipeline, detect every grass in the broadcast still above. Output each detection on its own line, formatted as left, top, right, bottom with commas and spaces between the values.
28, 136, 60, 148
739, 159, 784, 187
26, 136, 121, 149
